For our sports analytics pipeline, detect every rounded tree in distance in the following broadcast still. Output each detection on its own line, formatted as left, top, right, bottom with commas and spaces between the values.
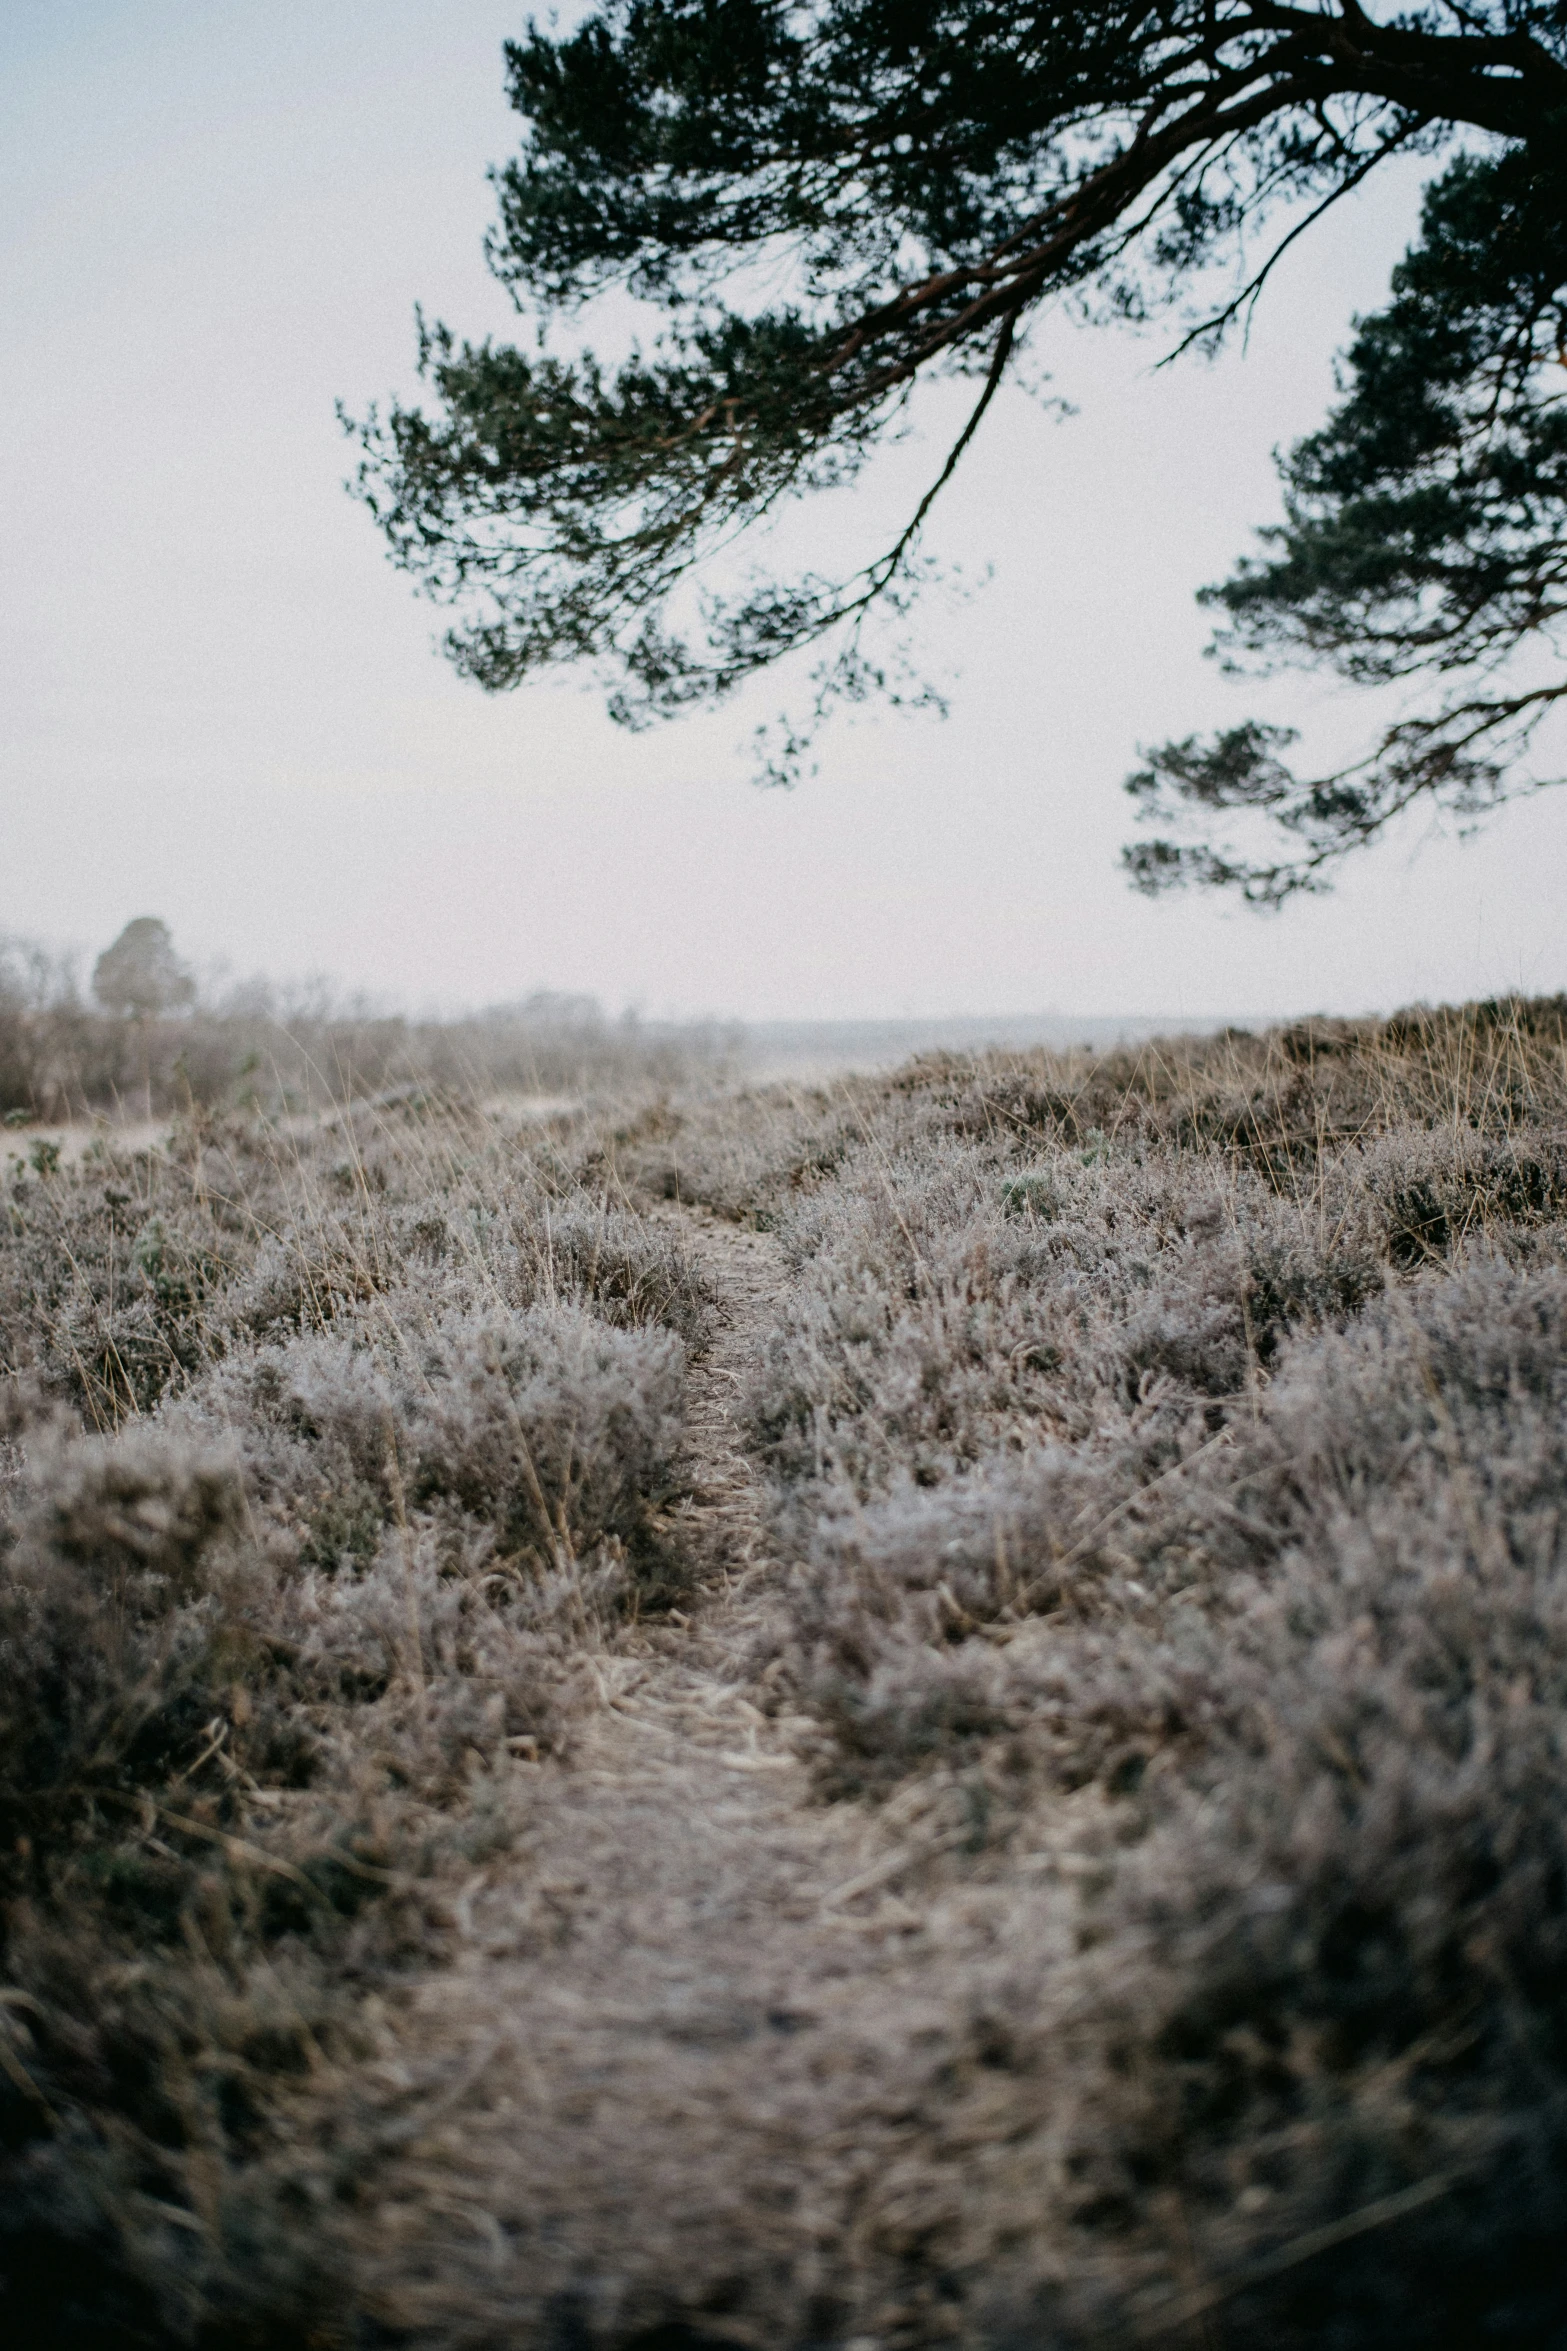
91, 919, 195, 1118
92, 920, 195, 1023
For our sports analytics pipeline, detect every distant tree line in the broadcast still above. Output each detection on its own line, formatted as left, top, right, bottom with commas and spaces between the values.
0, 923, 722, 1124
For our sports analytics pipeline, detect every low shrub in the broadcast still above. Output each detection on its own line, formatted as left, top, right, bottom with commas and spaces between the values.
3, 998, 1566, 2348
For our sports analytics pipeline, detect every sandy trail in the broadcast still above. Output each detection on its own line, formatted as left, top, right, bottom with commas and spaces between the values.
652, 1203, 789, 1595
522, 1201, 845, 1918
347, 1199, 1089, 2348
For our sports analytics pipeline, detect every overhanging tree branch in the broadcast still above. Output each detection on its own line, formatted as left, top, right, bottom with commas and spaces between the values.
347, 2, 1567, 880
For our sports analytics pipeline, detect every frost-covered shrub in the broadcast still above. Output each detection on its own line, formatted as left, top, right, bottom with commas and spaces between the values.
3, 1000, 1566, 2351
528, 1201, 712, 1341
769, 1262, 1567, 2338
23, 1423, 245, 1598
0, 1402, 635, 2342
0, 1171, 228, 1415
287, 1515, 608, 1782
405, 1305, 685, 1560
1055, 1262, 1567, 2342
216, 1206, 392, 1341
746, 1131, 1399, 1505
0, 1100, 707, 1426
0, 1096, 705, 2344
606, 1077, 881, 1225
0, 1432, 250, 1878
1356, 1122, 1567, 1266
182, 1302, 685, 1576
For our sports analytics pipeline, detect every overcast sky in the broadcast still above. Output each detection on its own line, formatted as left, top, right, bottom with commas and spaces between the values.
4, 0, 1563, 1022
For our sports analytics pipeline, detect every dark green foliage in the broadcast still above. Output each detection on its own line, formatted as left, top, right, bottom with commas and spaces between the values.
349, 2, 1567, 865
1129, 144, 1567, 898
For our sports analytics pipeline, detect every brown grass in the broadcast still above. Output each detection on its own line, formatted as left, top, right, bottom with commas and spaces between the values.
2, 997, 1566, 2348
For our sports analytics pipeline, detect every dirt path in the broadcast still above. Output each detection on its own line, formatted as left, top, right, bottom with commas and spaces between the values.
469, 1198, 931, 1981
550, 1200, 817, 1805
356, 1200, 1068, 2343
654, 1202, 788, 1603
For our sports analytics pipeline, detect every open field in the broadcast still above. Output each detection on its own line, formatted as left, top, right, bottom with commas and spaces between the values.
3, 998, 1567, 2348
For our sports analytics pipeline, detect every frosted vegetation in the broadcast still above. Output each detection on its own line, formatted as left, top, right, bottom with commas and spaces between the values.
3, 993, 1567, 2347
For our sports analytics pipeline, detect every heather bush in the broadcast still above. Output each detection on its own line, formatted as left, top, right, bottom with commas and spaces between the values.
0, 1096, 708, 1419
200, 1304, 684, 1575
403, 1308, 684, 1554
0, 1431, 249, 1873
1048, 1262, 1567, 2344
0, 1087, 710, 2345
613, 1078, 875, 1224
730, 1033, 1567, 2343
2, 999, 1566, 2349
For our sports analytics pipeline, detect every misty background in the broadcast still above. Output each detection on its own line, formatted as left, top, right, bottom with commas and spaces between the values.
5, 0, 1564, 1030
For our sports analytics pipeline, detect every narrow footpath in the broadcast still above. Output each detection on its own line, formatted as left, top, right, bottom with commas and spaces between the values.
379, 1201, 1036, 2349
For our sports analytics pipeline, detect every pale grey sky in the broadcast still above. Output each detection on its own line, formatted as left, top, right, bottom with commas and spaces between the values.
4, 0, 1562, 1021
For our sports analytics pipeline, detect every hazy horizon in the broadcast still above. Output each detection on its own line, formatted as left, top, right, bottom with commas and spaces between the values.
1, 911, 1323, 1040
